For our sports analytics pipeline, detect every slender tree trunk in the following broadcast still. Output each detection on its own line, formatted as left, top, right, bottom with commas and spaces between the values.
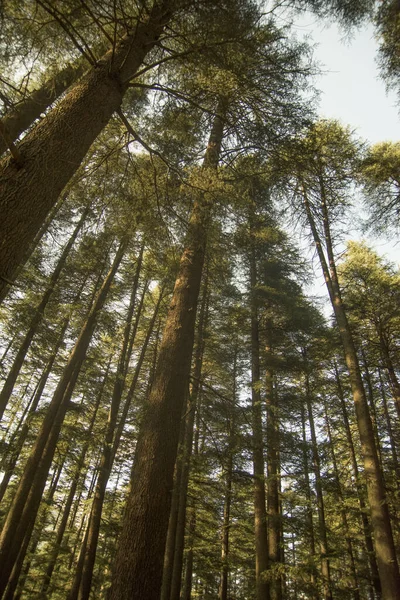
181, 506, 196, 600
302, 181, 400, 599
75, 287, 163, 600
379, 336, 400, 421
0, 207, 88, 419
249, 216, 269, 600
300, 404, 319, 599
361, 349, 384, 467
108, 101, 226, 600
0, 59, 88, 157
304, 361, 332, 600
333, 362, 382, 599
39, 366, 106, 597
0, 241, 126, 594
265, 344, 282, 600
0, 317, 69, 502
378, 368, 400, 483
218, 344, 237, 600
0, 0, 173, 297
161, 427, 185, 600
323, 396, 360, 600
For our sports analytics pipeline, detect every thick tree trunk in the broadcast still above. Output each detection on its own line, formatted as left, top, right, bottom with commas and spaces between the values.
0, 241, 126, 594
0, 0, 172, 298
108, 103, 225, 600
169, 274, 208, 600
304, 364, 333, 600
0, 59, 88, 157
0, 206, 88, 419
302, 183, 400, 599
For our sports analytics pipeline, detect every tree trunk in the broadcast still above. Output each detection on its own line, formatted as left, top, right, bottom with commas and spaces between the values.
0, 206, 88, 419
218, 344, 237, 600
169, 273, 208, 600
323, 396, 360, 600
75, 287, 163, 600
378, 368, 400, 484
300, 404, 319, 599
0, 0, 172, 298
265, 345, 282, 600
108, 102, 226, 600
249, 216, 269, 600
0, 240, 126, 594
304, 361, 333, 600
333, 361, 382, 599
0, 59, 88, 157
39, 366, 106, 597
0, 317, 69, 502
302, 181, 400, 599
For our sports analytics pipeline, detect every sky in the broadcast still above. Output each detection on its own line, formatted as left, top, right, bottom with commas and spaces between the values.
294, 17, 400, 143
288, 16, 400, 275
274, 15, 400, 303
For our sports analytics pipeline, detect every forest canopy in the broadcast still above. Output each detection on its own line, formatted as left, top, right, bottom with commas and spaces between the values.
0, 1, 399, 600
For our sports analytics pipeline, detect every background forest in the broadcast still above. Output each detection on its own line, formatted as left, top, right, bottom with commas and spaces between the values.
0, 1, 400, 599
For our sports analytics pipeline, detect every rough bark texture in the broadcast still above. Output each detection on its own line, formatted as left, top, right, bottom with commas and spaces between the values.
0, 0, 173, 298
0, 59, 88, 157
169, 274, 208, 600
108, 105, 225, 600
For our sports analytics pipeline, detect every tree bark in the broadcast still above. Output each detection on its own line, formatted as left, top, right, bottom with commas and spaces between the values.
0, 59, 88, 157
218, 344, 237, 600
300, 403, 320, 599
169, 272, 208, 600
108, 102, 226, 600
0, 0, 173, 298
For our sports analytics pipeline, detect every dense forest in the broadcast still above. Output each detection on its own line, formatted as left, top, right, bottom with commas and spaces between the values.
0, 1, 400, 599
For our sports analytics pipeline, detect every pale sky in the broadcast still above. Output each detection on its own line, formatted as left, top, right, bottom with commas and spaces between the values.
294, 17, 400, 144
291, 16, 400, 273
